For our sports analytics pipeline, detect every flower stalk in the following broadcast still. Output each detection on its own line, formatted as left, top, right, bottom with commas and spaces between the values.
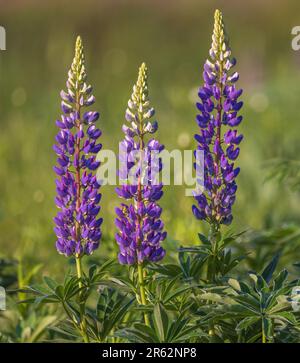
137, 263, 150, 326
193, 9, 243, 230
53, 36, 102, 342
53, 36, 102, 259
115, 63, 167, 265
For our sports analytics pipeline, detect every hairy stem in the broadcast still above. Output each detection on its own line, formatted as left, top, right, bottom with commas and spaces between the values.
75, 256, 89, 343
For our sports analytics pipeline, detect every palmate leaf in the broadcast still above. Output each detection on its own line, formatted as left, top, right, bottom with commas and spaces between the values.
18, 275, 84, 306
180, 230, 245, 281
93, 286, 134, 341
115, 304, 203, 343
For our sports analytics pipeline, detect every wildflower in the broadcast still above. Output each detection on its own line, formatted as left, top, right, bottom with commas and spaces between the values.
53, 36, 102, 257
193, 9, 243, 228
115, 63, 166, 265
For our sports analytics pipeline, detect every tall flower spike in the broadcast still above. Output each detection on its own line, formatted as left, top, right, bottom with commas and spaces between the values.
53, 36, 103, 257
193, 10, 243, 229
115, 63, 167, 265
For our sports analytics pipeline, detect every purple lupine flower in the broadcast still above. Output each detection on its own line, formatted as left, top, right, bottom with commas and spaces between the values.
115, 63, 166, 265
193, 10, 243, 228
53, 36, 102, 257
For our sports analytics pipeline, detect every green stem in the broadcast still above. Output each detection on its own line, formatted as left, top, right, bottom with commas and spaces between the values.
75, 256, 89, 343
75, 256, 83, 288
207, 223, 219, 283
17, 257, 25, 302
17, 257, 26, 317
262, 322, 267, 343
137, 263, 150, 327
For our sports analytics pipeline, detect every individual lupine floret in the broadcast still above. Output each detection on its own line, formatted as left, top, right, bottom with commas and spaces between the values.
53, 36, 102, 257
193, 9, 243, 228
115, 63, 166, 265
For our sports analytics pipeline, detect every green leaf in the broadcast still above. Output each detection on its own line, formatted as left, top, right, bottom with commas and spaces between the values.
273, 269, 288, 291
261, 254, 280, 284
236, 316, 260, 332
163, 284, 199, 304
221, 236, 235, 247
198, 233, 210, 245
262, 317, 273, 340
198, 292, 233, 304
55, 285, 64, 300
43, 276, 59, 292
96, 259, 116, 275
228, 278, 241, 291
148, 263, 182, 278
232, 295, 260, 314
28, 315, 57, 343
153, 303, 169, 342
114, 324, 156, 343
88, 264, 98, 280
173, 325, 205, 343
270, 311, 297, 325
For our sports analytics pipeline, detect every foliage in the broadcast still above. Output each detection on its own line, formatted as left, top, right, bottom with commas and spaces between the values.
8, 237, 300, 343
1, 0, 300, 345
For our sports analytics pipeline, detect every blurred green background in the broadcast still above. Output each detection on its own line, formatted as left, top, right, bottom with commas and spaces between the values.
1, 0, 300, 273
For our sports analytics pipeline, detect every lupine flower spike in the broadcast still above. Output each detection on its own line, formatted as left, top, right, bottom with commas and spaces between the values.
115, 63, 167, 266
193, 10, 243, 232
53, 36, 102, 259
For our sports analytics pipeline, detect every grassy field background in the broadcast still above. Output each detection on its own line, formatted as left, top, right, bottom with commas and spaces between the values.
1, 0, 300, 275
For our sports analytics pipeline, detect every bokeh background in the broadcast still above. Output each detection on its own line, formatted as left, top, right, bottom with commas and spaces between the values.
1, 0, 300, 274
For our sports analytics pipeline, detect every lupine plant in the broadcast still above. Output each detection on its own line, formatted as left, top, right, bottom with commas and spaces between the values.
192, 9, 243, 228
53, 36, 103, 342
181, 9, 244, 283
12, 10, 300, 344
54, 36, 102, 261
115, 63, 167, 325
